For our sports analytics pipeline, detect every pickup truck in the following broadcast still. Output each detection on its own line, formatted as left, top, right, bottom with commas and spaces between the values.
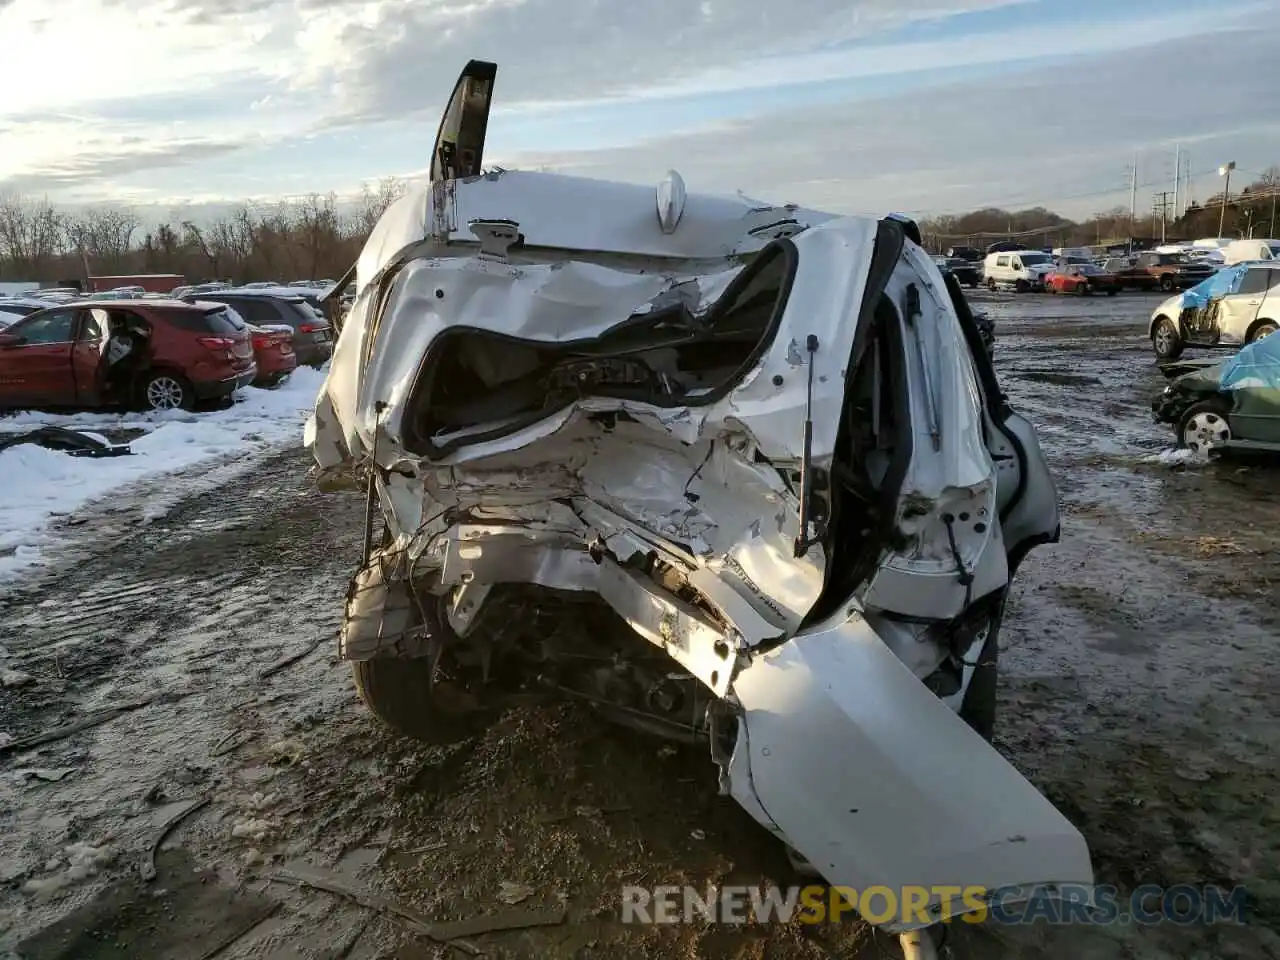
1132, 252, 1217, 292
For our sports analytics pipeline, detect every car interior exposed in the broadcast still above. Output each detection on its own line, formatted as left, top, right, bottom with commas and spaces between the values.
402, 241, 798, 455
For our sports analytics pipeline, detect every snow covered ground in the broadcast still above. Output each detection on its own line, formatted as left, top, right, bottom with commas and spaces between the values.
0, 366, 327, 583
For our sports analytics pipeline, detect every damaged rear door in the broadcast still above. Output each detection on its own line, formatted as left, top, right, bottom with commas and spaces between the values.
430, 60, 497, 182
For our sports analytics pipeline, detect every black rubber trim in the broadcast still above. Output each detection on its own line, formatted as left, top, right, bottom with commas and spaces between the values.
803, 218, 910, 627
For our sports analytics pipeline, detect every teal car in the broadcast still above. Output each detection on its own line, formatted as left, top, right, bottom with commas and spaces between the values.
1152, 331, 1280, 455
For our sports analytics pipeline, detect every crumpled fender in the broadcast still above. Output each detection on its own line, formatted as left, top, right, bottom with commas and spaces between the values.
726, 608, 1093, 932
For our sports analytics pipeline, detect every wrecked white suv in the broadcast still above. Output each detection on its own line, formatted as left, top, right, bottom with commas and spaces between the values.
307, 60, 1092, 946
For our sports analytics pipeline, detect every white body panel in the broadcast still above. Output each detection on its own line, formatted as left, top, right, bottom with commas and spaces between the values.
729, 607, 1093, 932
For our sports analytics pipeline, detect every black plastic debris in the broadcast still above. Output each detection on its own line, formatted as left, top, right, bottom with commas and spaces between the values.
0, 426, 133, 458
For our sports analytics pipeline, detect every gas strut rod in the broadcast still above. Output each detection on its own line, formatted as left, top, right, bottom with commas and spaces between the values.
793, 333, 820, 558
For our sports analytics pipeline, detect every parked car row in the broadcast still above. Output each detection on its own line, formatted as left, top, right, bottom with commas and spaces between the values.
1146, 260, 1280, 456
0, 283, 334, 412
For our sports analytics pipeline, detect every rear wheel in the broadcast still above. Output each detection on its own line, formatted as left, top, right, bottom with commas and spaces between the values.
1014, 279, 1029, 293
986, 277, 997, 291
140, 372, 194, 411
1151, 316, 1184, 361
1077, 281, 1090, 295
1178, 399, 1232, 457
352, 657, 501, 744
1248, 320, 1278, 343
1160, 274, 1176, 292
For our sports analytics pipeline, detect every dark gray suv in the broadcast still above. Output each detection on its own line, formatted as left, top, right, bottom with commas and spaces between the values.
184, 290, 333, 367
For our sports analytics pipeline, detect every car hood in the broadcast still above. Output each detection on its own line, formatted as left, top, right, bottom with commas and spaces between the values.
1168, 359, 1228, 389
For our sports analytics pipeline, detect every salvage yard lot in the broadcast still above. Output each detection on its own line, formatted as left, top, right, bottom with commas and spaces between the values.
0, 290, 1277, 959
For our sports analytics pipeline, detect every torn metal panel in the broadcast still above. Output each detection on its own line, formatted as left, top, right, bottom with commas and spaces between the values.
726, 606, 1094, 933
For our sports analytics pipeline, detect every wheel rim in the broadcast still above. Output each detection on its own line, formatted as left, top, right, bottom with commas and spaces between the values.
1154, 323, 1175, 354
1254, 324, 1277, 342
1183, 411, 1230, 454
146, 377, 185, 410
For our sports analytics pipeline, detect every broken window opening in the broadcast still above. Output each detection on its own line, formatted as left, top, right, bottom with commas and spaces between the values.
808, 292, 913, 624
401, 240, 799, 458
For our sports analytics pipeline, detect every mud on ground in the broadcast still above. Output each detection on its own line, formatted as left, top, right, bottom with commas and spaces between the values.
0, 291, 1277, 960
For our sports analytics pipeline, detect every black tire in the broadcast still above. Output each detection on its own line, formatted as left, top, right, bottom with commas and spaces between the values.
1107, 289, 1118, 297
352, 657, 500, 745
1177, 398, 1232, 456
1014, 279, 1029, 293
959, 627, 998, 742
1077, 282, 1090, 296
1151, 316, 1184, 361
1160, 274, 1176, 292
140, 371, 195, 411
350, 528, 503, 745
986, 277, 997, 292
1248, 320, 1278, 343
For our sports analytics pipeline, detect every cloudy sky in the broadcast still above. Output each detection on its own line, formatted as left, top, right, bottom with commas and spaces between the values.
2, 0, 1279, 220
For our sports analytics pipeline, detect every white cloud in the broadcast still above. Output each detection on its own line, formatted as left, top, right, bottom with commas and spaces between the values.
0, 0, 267, 113
2, 0, 1279, 221
482, 21, 1280, 220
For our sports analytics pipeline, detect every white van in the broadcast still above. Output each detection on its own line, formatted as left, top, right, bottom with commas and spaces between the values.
1222, 239, 1280, 265
1052, 246, 1094, 261
984, 250, 1055, 291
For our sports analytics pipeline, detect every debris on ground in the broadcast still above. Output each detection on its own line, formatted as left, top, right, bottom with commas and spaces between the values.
0, 697, 157, 755
0, 426, 132, 459
258, 636, 325, 679
496, 881, 534, 905
266, 738, 306, 766
266, 867, 482, 955
1, 667, 33, 688
10, 767, 77, 784
141, 797, 210, 882
231, 818, 272, 842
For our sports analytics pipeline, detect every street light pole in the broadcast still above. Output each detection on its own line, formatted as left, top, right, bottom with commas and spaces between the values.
1218, 162, 1236, 237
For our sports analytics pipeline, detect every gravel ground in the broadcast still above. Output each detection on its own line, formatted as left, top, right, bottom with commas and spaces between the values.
0, 289, 1277, 960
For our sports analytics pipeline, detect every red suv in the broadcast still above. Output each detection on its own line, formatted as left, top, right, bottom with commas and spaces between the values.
0, 298, 256, 412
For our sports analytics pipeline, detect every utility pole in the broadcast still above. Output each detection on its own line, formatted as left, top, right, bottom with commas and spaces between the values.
1129, 156, 1138, 254
1152, 191, 1174, 243
1271, 183, 1277, 237
1218, 161, 1236, 237
1172, 145, 1181, 220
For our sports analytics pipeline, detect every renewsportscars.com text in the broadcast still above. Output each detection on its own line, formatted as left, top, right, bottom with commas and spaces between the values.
620, 884, 1248, 926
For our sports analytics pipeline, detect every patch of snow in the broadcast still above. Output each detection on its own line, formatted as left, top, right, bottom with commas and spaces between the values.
231, 818, 272, 841
0, 366, 327, 583
1, 668, 32, 688
23, 842, 113, 898
1143, 447, 1196, 465
64, 842, 112, 880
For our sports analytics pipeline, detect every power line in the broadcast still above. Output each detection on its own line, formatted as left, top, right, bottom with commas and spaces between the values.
920, 161, 1270, 222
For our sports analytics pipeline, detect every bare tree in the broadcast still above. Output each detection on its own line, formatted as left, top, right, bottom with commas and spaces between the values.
352, 177, 407, 236
0, 192, 65, 277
